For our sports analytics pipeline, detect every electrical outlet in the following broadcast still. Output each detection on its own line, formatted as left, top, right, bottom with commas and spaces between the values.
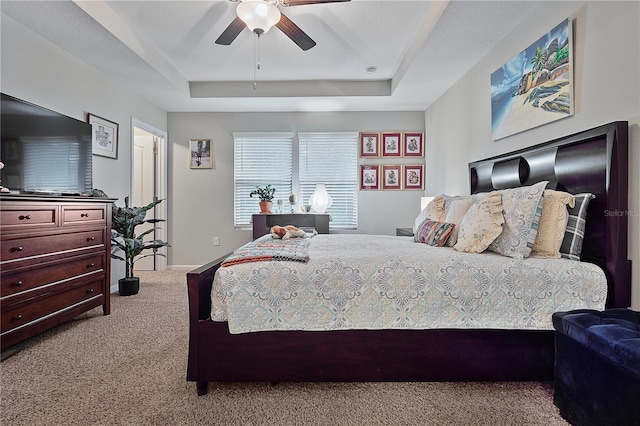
213, 236, 220, 246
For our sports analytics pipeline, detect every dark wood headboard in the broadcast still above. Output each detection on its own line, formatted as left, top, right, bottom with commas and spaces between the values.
468, 122, 630, 308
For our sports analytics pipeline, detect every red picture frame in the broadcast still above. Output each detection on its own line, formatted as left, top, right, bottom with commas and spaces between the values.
381, 165, 402, 190
403, 132, 424, 157
360, 165, 379, 190
359, 132, 380, 157
382, 132, 402, 157
403, 165, 424, 190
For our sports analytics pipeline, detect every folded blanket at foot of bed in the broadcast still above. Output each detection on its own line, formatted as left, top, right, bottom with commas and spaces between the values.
222, 234, 311, 266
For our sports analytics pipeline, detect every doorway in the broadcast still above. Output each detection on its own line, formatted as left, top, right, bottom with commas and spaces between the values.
132, 118, 168, 271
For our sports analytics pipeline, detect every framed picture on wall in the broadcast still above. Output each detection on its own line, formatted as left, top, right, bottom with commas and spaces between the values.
360, 165, 379, 190
381, 165, 402, 190
403, 132, 424, 157
88, 113, 119, 159
359, 132, 380, 157
403, 165, 424, 190
490, 18, 573, 140
381, 132, 402, 157
189, 139, 212, 169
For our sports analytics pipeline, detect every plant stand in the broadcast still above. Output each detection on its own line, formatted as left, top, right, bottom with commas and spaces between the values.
118, 277, 140, 296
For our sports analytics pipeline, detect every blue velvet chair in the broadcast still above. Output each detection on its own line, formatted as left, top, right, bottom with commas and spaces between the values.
552, 309, 640, 426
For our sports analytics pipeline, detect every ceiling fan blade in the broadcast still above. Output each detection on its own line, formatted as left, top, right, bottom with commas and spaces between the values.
215, 16, 246, 45
276, 13, 316, 51
281, 0, 351, 6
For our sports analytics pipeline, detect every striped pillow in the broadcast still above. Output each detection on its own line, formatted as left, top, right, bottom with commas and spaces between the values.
414, 220, 455, 247
560, 193, 595, 261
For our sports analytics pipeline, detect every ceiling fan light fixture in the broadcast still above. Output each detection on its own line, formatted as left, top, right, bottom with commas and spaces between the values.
237, 0, 281, 35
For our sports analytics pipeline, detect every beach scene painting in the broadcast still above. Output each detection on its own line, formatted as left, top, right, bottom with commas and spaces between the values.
491, 19, 573, 140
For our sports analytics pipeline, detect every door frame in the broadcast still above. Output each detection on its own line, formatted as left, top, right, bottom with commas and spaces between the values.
131, 118, 168, 271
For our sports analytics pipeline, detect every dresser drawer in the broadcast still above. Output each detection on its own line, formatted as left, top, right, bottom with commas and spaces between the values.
0, 205, 58, 231
1, 253, 104, 297
0, 230, 104, 262
62, 205, 107, 226
1, 279, 103, 334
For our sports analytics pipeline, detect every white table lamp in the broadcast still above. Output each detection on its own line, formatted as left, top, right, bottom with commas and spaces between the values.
310, 183, 333, 214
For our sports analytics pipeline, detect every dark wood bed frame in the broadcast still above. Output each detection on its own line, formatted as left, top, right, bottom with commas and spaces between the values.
187, 121, 631, 396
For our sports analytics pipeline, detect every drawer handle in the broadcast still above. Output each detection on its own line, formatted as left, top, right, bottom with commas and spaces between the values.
87, 236, 96, 241
15, 281, 23, 287
87, 263, 95, 268
14, 315, 22, 321
81, 213, 89, 218
12, 246, 23, 253
19, 215, 31, 220
87, 289, 95, 294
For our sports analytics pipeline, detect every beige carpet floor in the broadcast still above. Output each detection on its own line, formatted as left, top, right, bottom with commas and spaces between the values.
1, 270, 569, 426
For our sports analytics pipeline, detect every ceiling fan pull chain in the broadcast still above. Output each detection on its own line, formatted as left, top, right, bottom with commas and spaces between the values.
253, 33, 262, 90
257, 32, 261, 70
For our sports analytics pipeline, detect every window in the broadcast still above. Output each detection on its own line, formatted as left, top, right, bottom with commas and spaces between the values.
234, 133, 293, 227
234, 132, 358, 229
298, 132, 358, 229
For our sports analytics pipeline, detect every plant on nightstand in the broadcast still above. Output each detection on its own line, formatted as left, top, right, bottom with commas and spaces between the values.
249, 184, 276, 214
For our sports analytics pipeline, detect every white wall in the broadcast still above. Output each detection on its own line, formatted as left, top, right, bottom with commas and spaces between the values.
167, 111, 425, 267
424, 1, 640, 308
1, 14, 168, 291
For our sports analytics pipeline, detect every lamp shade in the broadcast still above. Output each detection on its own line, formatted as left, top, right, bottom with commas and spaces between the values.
237, 0, 281, 35
310, 183, 333, 214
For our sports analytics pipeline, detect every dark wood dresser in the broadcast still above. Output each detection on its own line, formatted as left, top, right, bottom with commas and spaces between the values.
252, 213, 330, 240
1, 195, 113, 351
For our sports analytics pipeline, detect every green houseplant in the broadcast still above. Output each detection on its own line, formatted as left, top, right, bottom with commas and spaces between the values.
249, 184, 276, 213
94, 190, 169, 296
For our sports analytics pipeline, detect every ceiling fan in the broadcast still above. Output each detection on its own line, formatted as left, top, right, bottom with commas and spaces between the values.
215, 0, 351, 51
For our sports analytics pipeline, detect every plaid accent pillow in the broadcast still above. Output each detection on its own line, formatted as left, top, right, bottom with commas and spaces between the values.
414, 220, 455, 247
560, 193, 595, 261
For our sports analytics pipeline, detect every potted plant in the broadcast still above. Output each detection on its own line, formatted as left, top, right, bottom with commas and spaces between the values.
102, 192, 169, 296
249, 184, 276, 214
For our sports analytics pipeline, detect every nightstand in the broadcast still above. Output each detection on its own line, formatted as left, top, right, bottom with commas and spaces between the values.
396, 228, 414, 237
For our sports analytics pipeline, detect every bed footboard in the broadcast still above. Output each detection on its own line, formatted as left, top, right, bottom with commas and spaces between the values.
186, 254, 230, 395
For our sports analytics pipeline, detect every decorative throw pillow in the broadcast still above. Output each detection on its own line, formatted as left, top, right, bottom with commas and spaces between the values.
560, 193, 595, 261
442, 194, 465, 212
444, 197, 473, 247
414, 220, 455, 247
531, 190, 575, 258
454, 191, 504, 253
488, 181, 548, 259
413, 195, 445, 233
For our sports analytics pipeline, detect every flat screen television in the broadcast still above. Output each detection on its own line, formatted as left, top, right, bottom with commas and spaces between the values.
1, 93, 93, 195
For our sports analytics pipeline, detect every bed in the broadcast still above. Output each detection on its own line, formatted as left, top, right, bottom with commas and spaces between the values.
187, 121, 631, 396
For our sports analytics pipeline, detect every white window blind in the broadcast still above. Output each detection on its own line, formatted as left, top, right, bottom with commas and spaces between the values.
234, 132, 293, 227
298, 132, 358, 229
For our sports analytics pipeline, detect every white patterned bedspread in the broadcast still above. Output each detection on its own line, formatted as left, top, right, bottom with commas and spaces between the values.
211, 234, 607, 333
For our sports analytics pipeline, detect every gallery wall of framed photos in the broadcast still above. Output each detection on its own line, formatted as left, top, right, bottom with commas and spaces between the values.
359, 131, 424, 191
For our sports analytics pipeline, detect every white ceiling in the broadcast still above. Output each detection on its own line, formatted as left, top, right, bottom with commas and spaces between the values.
1, 0, 539, 113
